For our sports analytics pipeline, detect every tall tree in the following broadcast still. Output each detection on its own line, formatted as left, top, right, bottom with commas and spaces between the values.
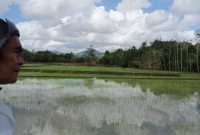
181, 43, 183, 71
85, 45, 97, 65
186, 42, 189, 72
195, 29, 200, 72
176, 42, 179, 71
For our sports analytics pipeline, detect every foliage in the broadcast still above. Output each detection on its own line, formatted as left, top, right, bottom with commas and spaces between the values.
99, 40, 200, 72
21, 49, 74, 63
84, 46, 98, 65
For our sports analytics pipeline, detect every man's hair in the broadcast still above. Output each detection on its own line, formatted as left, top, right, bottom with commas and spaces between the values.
0, 18, 20, 49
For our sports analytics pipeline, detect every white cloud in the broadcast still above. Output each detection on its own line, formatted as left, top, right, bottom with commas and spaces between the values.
116, 0, 151, 12
93, 0, 103, 4
176, 31, 196, 42
17, 20, 48, 40
146, 10, 170, 27
171, 0, 200, 38
16, 0, 96, 26
179, 14, 200, 30
172, 0, 200, 15
145, 10, 179, 31
109, 10, 124, 22
0, 0, 13, 14
89, 6, 116, 33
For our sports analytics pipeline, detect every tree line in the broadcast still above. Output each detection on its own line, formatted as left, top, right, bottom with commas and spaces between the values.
100, 40, 200, 72
21, 40, 200, 72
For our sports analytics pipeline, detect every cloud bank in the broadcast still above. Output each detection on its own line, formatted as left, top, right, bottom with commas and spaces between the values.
1, 0, 200, 53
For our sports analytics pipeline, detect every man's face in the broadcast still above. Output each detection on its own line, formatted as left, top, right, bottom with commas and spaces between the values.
0, 36, 24, 84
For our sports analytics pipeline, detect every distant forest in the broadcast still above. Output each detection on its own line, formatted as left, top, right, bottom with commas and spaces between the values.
22, 39, 200, 72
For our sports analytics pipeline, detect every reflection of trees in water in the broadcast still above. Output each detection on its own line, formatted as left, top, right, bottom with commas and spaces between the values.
196, 94, 200, 114
97, 120, 119, 135
141, 122, 175, 135
83, 79, 95, 89
197, 104, 200, 114
110, 79, 200, 97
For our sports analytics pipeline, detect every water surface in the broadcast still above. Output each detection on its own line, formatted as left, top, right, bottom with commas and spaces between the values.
0, 79, 200, 135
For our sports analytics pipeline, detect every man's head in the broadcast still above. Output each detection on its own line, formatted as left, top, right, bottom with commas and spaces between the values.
0, 18, 24, 84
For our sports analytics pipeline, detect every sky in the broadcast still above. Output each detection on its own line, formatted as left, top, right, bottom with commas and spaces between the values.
1, 0, 200, 53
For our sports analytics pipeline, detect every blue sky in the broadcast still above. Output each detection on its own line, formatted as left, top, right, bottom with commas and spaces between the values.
144, 0, 173, 12
101, 0, 122, 10
0, 0, 199, 52
1, 3, 23, 23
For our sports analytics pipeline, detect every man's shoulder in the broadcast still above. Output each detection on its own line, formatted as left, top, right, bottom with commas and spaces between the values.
0, 102, 15, 135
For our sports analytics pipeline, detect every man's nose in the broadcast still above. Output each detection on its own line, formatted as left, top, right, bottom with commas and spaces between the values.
18, 56, 24, 65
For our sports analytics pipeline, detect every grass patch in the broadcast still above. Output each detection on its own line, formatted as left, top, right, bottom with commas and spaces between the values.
20, 64, 200, 78
20, 69, 133, 76
133, 72, 181, 77
22, 65, 133, 73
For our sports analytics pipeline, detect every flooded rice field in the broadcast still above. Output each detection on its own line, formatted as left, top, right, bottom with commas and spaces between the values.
0, 79, 200, 135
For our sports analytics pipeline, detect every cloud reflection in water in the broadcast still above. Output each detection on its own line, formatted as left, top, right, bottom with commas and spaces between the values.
0, 79, 200, 135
